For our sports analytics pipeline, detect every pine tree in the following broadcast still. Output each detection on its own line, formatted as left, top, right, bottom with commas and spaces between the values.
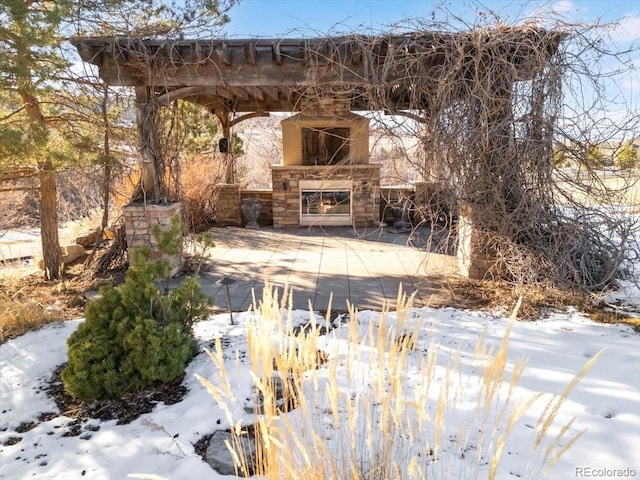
1, 0, 236, 279
615, 142, 638, 170
0, 1, 74, 280
62, 215, 212, 401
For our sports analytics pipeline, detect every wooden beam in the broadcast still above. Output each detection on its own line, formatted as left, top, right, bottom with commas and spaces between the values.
350, 44, 362, 65
216, 86, 236, 101
76, 42, 103, 65
195, 42, 211, 63
216, 42, 232, 66
230, 87, 250, 100
156, 86, 217, 105
230, 111, 269, 127
260, 86, 279, 102
300, 40, 309, 66
244, 42, 257, 66
215, 86, 249, 101
271, 41, 282, 65
244, 86, 264, 101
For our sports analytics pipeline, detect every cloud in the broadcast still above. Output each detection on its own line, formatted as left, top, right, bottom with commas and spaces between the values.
526, 1, 587, 26
610, 14, 640, 43
550, 1, 580, 15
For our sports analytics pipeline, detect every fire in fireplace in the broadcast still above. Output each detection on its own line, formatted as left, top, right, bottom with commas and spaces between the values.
299, 180, 352, 225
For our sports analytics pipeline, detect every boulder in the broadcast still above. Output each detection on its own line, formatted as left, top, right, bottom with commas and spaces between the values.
37, 244, 88, 270
206, 429, 258, 476
62, 244, 88, 264
74, 229, 101, 248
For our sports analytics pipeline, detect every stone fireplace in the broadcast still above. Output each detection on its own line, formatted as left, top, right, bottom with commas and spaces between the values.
271, 166, 380, 228
271, 111, 381, 228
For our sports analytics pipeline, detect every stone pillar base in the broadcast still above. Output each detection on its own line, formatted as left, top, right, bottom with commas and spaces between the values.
457, 202, 497, 280
122, 202, 183, 276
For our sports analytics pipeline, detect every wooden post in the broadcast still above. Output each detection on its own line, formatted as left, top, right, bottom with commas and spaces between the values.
219, 110, 234, 184
134, 86, 161, 202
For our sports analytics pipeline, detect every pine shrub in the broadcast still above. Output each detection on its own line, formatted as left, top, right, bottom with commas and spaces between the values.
62, 216, 212, 401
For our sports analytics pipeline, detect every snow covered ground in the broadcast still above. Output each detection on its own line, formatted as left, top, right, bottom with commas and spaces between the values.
1, 299, 638, 479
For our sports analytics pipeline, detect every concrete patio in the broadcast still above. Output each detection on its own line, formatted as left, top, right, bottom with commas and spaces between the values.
197, 225, 459, 314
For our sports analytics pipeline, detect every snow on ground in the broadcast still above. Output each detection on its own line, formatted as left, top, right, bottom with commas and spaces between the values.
1, 305, 638, 480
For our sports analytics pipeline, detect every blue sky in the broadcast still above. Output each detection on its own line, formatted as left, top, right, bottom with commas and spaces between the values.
223, 0, 640, 39
223, 0, 640, 117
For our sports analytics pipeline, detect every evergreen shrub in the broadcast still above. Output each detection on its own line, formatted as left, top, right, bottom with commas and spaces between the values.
61, 216, 212, 401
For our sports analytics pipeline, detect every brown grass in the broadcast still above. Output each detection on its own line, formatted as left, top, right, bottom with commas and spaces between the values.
435, 278, 589, 317
0, 288, 58, 343
431, 277, 639, 331
0, 272, 90, 344
197, 283, 596, 479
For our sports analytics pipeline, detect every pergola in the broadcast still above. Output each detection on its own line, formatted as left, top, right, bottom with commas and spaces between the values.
73, 28, 564, 277
73, 29, 563, 191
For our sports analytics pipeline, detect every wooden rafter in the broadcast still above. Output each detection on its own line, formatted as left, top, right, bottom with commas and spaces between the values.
72, 29, 564, 114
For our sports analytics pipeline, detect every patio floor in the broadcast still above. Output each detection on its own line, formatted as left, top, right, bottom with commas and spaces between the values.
196, 225, 460, 313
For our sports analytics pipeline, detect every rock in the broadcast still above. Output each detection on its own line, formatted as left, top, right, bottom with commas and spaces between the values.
74, 229, 102, 248
206, 429, 258, 476
61, 244, 88, 265
37, 244, 88, 270
245, 375, 299, 415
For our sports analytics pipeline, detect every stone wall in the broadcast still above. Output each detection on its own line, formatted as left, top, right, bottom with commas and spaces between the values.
215, 184, 242, 226
122, 202, 182, 276
271, 165, 381, 228
379, 186, 415, 223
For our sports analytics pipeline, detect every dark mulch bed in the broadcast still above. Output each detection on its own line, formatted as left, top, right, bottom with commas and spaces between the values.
46, 364, 188, 427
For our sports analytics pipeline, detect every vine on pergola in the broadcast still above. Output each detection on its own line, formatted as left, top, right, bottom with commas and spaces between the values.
76, 21, 639, 291
298, 25, 638, 291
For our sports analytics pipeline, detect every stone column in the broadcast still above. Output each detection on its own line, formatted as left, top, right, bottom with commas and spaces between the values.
122, 202, 183, 276
215, 184, 242, 226
457, 202, 497, 279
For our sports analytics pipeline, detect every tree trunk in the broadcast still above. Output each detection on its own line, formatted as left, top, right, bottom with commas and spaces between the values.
17, 86, 62, 281
39, 160, 62, 280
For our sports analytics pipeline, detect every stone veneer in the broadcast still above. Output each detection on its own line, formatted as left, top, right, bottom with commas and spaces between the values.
122, 202, 183, 276
215, 187, 274, 227
215, 184, 242, 226
271, 165, 381, 228
457, 202, 499, 279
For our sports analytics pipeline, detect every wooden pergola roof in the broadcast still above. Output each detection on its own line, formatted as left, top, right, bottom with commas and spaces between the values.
72, 28, 563, 115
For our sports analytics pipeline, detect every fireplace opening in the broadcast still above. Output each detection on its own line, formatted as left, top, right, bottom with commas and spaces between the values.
299, 180, 352, 226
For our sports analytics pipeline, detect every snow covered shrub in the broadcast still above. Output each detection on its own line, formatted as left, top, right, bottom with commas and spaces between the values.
62, 217, 212, 401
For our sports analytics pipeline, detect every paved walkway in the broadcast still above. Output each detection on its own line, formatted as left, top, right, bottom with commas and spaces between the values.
197, 225, 459, 313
